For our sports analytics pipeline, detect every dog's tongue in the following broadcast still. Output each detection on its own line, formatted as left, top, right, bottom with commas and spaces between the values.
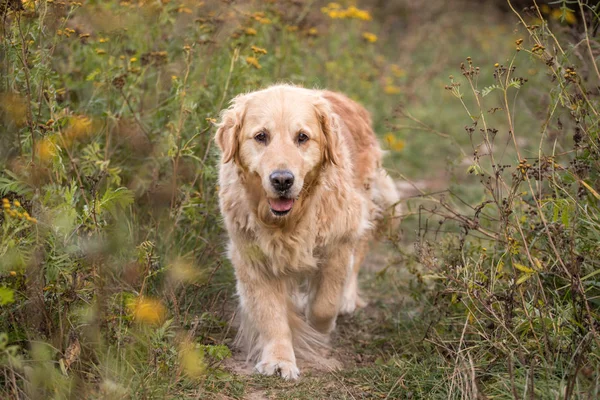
269, 198, 294, 212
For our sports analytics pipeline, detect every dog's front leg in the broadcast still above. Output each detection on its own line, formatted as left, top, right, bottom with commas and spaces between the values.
234, 253, 299, 380
307, 244, 353, 334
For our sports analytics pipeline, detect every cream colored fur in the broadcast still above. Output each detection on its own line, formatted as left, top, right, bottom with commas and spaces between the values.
215, 84, 398, 380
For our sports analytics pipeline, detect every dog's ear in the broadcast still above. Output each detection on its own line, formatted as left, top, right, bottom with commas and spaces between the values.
314, 98, 341, 166
215, 95, 247, 164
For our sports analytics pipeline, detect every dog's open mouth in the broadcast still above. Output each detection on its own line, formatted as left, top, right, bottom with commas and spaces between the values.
268, 197, 295, 216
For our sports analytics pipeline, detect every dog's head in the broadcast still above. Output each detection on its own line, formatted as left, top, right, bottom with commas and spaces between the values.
215, 85, 340, 218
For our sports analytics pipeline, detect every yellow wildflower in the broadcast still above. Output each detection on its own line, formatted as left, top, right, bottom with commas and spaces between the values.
130, 57, 138, 62
36, 137, 57, 162
307, 27, 318, 36
65, 115, 93, 142
245, 56, 261, 69
551, 9, 576, 24
99, 37, 109, 43
95, 49, 106, 55
258, 18, 271, 25
0, 93, 27, 127
245, 28, 257, 36
9, 271, 17, 277
179, 341, 206, 380
128, 296, 166, 325
362, 32, 377, 43
564, 10, 576, 24
251, 45, 267, 55
391, 64, 406, 78
13, 200, 20, 208
384, 133, 405, 152
384, 85, 401, 95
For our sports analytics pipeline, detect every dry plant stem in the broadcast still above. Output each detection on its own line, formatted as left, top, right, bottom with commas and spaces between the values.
16, 14, 35, 161
511, 0, 600, 351
511, 0, 599, 118
397, 173, 501, 240
578, 2, 600, 82
202, 46, 239, 166
170, 49, 193, 210
119, 87, 150, 140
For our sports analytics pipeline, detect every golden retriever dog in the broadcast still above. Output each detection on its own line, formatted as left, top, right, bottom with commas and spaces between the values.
215, 84, 398, 379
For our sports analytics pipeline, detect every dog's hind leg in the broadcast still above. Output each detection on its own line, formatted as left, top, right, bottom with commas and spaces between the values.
339, 236, 369, 315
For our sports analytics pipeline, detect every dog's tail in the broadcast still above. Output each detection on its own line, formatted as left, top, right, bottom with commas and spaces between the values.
371, 167, 401, 233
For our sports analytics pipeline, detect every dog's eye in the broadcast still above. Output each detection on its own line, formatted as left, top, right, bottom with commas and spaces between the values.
254, 131, 268, 144
297, 132, 309, 144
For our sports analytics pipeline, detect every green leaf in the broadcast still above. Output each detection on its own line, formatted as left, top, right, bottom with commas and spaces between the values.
514, 263, 535, 274
481, 85, 500, 97
0, 287, 15, 306
99, 187, 134, 218
516, 273, 533, 285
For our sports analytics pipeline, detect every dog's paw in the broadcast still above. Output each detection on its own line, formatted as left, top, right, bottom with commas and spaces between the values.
339, 292, 367, 315
255, 359, 300, 380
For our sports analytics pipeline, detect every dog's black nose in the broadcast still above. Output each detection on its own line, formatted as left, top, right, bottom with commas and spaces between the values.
270, 170, 294, 192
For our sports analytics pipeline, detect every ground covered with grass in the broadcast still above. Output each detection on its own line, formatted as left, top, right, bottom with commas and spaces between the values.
1, 0, 600, 398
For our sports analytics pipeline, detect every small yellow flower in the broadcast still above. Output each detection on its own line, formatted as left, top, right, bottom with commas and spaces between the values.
362, 32, 377, 43
245, 56, 262, 69
2, 198, 9, 205
251, 45, 267, 55
384, 85, 401, 95
95, 49, 106, 55
79, 33, 90, 39
128, 296, 166, 325
9, 271, 17, 277
391, 64, 406, 78
13, 200, 21, 208
64, 115, 93, 143
130, 57, 138, 63
245, 28, 257, 36
258, 18, 271, 25
307, 27, 318, 36
99, 37, 109, 43
37, 137, 57, 162
384, 133, 405, 152
179, 341, 206, 380
27, 217, 38, 224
